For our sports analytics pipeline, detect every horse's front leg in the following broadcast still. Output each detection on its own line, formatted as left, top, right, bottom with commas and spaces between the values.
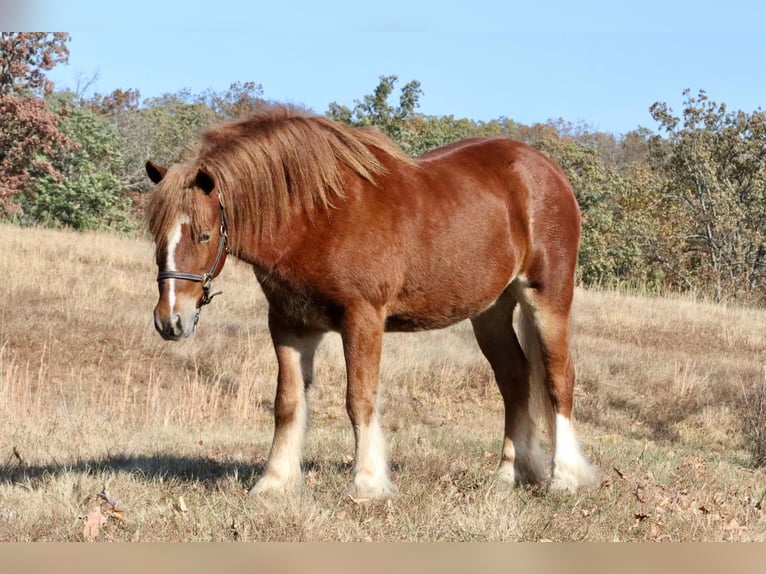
342, 302, 395, 499
250, 312, 323, 496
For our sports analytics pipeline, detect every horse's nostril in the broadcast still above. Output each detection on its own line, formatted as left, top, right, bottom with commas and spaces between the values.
154, 312, 184, 340
154, 314, 163, 334
171, 314, 183, 337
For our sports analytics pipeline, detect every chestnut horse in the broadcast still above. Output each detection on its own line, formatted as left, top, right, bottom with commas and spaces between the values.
145, 105, 595, 498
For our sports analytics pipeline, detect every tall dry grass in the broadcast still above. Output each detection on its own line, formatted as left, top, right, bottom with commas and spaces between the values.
1, 223, 765, 541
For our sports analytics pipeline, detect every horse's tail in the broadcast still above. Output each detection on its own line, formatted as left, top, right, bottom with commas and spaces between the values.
517, 304, 556, 443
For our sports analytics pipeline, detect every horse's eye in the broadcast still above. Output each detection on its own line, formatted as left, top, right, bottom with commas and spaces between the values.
198, 232, 211, 243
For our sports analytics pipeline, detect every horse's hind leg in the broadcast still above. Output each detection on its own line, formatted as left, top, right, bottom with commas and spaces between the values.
250, 311, 323, 496
470, 288, 548, 487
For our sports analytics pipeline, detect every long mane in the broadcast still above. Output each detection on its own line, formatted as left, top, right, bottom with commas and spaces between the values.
194, 104, 414, 246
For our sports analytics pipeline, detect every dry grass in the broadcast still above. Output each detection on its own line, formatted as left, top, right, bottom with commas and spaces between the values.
1, 223, 765, 541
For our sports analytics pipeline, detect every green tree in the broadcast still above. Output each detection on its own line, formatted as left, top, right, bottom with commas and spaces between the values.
647, 90, 766, 304
17, 93, 132, 231
118, 91, 216, 193
327, 75, 422, 151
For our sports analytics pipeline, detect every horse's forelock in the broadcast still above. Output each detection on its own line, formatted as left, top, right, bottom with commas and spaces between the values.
146, 165, 213, 243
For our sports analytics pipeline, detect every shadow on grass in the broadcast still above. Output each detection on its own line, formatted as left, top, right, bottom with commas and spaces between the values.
0, 453, 260, 489
0, 453, 363, 490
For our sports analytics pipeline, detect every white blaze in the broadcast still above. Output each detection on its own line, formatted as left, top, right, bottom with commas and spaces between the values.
165, 216, 188, 313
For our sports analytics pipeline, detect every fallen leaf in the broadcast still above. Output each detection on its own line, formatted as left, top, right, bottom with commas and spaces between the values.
348, 494, 371, 505
172, 496, 188, 513
105, 508, 125, 521
97, 488, 125, 519
82, 509, 107, 542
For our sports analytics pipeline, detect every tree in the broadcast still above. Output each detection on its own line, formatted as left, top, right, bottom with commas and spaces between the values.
0, 32, 69, 96
16, 92, 133, 231
327, 75, 423, 151
118, 91, 216, 193
0, 32, 74, 215
647, 90, 766, 303
200, 81, 265, 120
88, 88, 141, 121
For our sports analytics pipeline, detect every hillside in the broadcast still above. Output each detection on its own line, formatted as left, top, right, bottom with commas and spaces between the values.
0, 223, 764, 541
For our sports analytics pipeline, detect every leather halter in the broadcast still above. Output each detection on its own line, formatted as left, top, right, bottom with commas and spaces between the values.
156, 197, 230, 308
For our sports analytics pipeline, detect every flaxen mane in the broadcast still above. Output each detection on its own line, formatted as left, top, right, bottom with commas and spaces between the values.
198, 105, 414, 244
147, 105, 415, 248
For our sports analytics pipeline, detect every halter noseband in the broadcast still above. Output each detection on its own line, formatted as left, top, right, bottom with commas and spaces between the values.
157, 197, 230, 308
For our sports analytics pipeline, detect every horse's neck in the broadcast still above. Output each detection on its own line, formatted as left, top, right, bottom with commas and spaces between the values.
230, 214, 309, 271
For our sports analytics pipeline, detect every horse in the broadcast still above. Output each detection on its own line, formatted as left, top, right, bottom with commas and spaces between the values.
144, 104, 596, 499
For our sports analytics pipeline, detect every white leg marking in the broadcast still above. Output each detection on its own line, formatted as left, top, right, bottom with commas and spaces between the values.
251, 339, 316, 496
349, 414, 394, 499
251, 393, 307, 495
550, 414, 597, 492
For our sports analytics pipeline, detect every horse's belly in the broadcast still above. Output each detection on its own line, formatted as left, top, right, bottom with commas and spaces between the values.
384, 309, 475, 332
385, 284, 503, 332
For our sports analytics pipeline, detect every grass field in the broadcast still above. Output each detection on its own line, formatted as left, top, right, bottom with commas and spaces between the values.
1, 223, 765, 541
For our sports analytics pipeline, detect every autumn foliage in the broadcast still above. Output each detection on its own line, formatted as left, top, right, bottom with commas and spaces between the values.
0, 33, 75, 214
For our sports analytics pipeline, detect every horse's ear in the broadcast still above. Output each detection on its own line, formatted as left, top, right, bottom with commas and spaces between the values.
146, 161, 168, 184
195, 168, 215, 195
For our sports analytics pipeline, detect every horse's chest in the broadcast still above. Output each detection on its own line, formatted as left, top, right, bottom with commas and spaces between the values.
255, 269, 341, 330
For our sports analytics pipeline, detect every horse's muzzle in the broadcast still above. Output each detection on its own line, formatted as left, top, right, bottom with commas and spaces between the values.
154, 310, 198, 340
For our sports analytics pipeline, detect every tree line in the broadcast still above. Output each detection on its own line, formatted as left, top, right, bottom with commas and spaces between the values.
1, 33, 764, 306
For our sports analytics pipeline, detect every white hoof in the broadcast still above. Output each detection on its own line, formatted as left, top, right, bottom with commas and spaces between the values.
347, 472, 396, 500
249, 472, 302, 497
550, 457, 598, 493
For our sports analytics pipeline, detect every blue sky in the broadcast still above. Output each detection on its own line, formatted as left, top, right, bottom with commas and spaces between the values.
15, 0, 766, 135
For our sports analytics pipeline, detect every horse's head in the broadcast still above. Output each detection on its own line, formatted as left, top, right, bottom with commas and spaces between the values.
145, 161, 229, 340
